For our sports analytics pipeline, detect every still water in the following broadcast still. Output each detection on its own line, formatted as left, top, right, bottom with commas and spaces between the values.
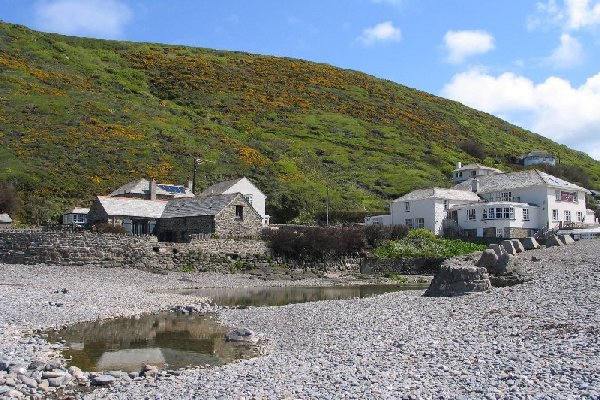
46, 312, 257, 372
173, 284, 425, 307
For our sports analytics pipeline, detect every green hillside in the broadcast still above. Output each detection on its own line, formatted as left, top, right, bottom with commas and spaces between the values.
1, 21, 599, 223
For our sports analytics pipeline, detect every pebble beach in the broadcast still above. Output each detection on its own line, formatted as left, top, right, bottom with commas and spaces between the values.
1, 240, 599, 399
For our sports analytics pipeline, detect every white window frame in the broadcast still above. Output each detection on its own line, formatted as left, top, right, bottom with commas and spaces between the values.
552, 209, 559, 221
576, 211, 583, 222
243, 194, 253, 205
467, 209, 476, 220
564, 210, 572, 222
404, 202, 410, 212
443, 200, 449, 210
415, 218, 425, 229
405, 218, 414, 229
522, 208, 530, 222
496, 227, 504, 238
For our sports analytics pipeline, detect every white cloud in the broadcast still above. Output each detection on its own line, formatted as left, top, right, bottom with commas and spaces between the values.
529, 0, 600, 31
441, 69, 600, 159
548, 33, 584, 68
443, 30, 495, 64
357, 21, 401, 46
34, 0, 132, 39
370, 0, 405, 8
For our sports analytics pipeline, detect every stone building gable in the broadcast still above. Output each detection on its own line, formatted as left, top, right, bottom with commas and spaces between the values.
213, 193, 262, 238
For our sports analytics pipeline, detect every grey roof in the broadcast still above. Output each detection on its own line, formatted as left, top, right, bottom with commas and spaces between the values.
64, 208, 90, 215
96, 196, 167, 219
161, 193, 239, 218
0, 213, 12, 223
392, 188, 480, 202
453, 170, 589, 193
452, 163, 503, 173
519, 150, 554, 159
110, 178, 194, 198
200, 178, 245, 196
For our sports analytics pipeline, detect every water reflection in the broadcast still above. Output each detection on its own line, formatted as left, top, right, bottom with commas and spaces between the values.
174, 284, 424, 307
46, 313, 257, 372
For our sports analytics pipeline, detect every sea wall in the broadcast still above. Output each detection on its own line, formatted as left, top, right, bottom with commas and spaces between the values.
0, 230, 271, 272
359, 257, 444, 275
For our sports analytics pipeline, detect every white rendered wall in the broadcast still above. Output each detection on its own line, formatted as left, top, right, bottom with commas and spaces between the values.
223, 178, 267, 221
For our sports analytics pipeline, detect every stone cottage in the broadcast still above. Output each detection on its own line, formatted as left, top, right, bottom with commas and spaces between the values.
155, 193, 262, 242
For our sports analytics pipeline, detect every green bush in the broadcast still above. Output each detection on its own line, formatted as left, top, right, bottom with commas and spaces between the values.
373, 235, 485, 259
406, 228, 436, 240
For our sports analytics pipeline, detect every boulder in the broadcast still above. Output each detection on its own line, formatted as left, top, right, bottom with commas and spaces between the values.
488, 253, 529, 287
91, 375, 116, 386
546, 235, 563, 247
521, 237, 540, 250
424, 264, 491, 297
559, 234, 575, 245
500, 240, 516, 255
225, 328, 259, 344
488, 244, 505, 258
476, 249, 498, 270
511, 239, 525, 253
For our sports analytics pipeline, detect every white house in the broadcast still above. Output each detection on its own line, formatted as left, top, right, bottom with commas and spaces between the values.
518, 150, 556, 167
369, 188, 480, 235
0, 213, 13, 226
451, 170, 590, 237
366, 169, 592, 239
62, 208, 90, 226
451, 162, 503, 183
200, 177, 270, 225
110, 178, 195, 200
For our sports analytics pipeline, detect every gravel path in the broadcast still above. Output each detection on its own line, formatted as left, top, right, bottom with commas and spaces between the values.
1, 241, 600, 399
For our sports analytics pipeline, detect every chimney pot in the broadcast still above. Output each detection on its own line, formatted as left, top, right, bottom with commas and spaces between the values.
149, 178, 157, 200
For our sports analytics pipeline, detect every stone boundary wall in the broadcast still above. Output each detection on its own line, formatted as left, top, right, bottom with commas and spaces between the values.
0, 230, 271, 272
360, 257, 445, 275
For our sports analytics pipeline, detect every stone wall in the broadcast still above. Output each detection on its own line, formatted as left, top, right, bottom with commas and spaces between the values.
359, 257, 444, 275
214, 198, 262, 238
0, 230, 271, 272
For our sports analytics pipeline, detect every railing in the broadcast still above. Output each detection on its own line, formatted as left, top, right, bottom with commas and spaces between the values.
481, 196, 521, 203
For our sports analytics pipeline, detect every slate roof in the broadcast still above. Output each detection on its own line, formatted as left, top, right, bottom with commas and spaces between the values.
96, 196, 168, 219
519, 150, 554, 159
0, 213, 12, 224
200, 178, 245, 195
392, 188, 480, 202
64, 208, 90, 215
452, 163, 503, 173
453, 170, 590, 193
161, 193, 239, 218
110, 178, 194, 198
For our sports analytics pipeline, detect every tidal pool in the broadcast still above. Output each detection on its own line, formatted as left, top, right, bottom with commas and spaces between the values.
172, 284, 426, 307
46, 312, 258, 372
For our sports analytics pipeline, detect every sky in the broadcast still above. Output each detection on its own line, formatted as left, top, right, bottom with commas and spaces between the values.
1, 0, 600, 160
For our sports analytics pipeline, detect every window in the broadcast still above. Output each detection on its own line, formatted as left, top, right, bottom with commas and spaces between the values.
565, 210, 571, 222
443, 200, 449, 210
235, 205, 244, 219
243, 194, 253, 205
576, 211, 583, 222
404, 202, 410, 212
73, 214, 86, 224
552, 209, 559, 221
471, 170, 476, 176
467, 209, 476, 220
555, 190, 561, 201
496, 227, 504, 238
523, 208, 530, 221
415, 218, 425, 228
557, 191, 577, 203
500, 191, 512, 201
483, 207, 514, 220
405, 218, 414, 229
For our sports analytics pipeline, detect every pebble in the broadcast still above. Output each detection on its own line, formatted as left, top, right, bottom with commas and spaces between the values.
0, 241, 599, 399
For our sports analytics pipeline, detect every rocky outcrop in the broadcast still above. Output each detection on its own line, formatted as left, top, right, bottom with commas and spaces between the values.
424, 263, 491, 297
475, 249, 498, 269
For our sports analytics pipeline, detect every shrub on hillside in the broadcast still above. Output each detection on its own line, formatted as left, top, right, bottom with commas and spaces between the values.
0, 182, 21, 215
458, 140, 487, 160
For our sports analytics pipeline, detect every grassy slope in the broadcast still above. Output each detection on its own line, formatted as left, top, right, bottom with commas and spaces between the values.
1, 22, 599, 223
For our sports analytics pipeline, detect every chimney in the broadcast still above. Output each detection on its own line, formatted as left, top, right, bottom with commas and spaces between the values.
149, 178, 157, 200
456, 162, 462, 169
471, 178, 479, 193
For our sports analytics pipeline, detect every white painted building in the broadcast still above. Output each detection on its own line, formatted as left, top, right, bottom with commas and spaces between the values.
518, 150, 556, 167
200, 177, 270, 225
385, 188, 480, 235
451, 162, 503, 183
366, 169, 592, 239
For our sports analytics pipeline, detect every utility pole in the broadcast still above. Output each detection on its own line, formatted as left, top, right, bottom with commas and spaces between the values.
326, 185, 330, 226
191, 158, 204, 195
